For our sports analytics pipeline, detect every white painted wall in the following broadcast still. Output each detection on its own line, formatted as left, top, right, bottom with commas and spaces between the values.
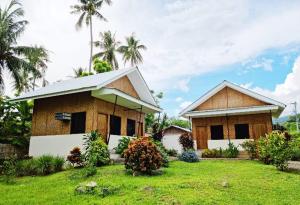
207, 139, 252, 151
162, 134, 182, 153
29, 134, 127, 157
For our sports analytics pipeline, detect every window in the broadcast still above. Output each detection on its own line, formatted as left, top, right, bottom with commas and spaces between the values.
126, 119, 136, 136
70, 112, 86, 134
210, 125, 224, 140
235, 124, 250, 139
110, 115, 121, 135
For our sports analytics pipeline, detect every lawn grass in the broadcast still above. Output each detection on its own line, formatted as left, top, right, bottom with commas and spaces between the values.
0, 160, 300, 205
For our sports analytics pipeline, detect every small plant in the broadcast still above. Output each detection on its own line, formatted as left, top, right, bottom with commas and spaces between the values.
201, 148, 223, 158
153, 140, 169, 167
223, 142, 239, 158
67, 147, 84, 167
179, 133, 194, 151
166, 149, 178, 157
53, 156, 65, 172
1, 157, 17, 184
85, 138, 110, 167
258, 131, 294, 170
81, 165, 97, 178
241, 140, 257, 159
124, 137, 163, 175
75, 181, 119, 198
179, 149, 199, 163
16, 158, 39, 176
36, 155, 55, 175
115, 137, 131, 157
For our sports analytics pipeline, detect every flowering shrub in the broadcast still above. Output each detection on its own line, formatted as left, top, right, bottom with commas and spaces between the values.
241, 140, 257, 159
201, 148, 223, 158
179, 149, 199, 163
124, 137, 163, 175
67, 147, 84, 167
179, 133, 194, 151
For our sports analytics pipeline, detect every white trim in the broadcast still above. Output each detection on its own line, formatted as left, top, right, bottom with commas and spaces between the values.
92, 88, 162, 112
163, 125, 191, 133
179, 80, 286, 116
183, 105, 279, 118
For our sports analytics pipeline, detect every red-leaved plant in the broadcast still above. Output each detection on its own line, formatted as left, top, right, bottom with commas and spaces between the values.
67, 147, 84, 167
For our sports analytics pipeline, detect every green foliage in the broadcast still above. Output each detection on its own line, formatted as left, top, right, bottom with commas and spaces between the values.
153, 140, 169, 167
75, 181, 120, 198
124, 137, 163, 175
0, 97, 33, 148
168, 118, 191, 129
52, 156, 65, 172
82, 165, 97, 178
1, 157, 17, 184
85, 138, 110, 167
201, 148, 223, 158
223, 142, 239, 158
67, 147, 84, 167
179, 149, 199, 163
166, 149, 178, 157
115, 137, 131, 156
36, 155, 60, 175
16, 158, 39, 176
241, 140, 257, 159
93, 58, 112, 73
152, 113, 169, 141
258, 131, 295, 170
179, 133, 194, 151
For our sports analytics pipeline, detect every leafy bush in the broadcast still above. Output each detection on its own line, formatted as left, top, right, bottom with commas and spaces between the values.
241, 140, 257, 159
85, 138, 110, 167
179, 149, 199, 163
124, 137, 163, 175
179, 133, 194, 151
93, 58, 112, 74
16, 158, 39, 176
81, 165, 97, 178
153, 140, 169, 167
166, 149, 178, 157
201, 148, 223, 158
36, 155, 56, 175
1, 157, 17, 184
223, 142, 239, 158
258, 131, 294, 170
67, 147, 84, 167
53, 156, 65, 172
291, 148, 300, 161
115, 137, 131, 156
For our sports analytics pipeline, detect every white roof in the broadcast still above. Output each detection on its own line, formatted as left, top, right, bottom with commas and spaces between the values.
179, 80, 286, 118
163, 125, 191, 133
11, 67, 158, 107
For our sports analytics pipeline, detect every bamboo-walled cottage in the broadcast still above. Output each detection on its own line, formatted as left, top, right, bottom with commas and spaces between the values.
11, 68, 162, 157
179, 81, 286, 150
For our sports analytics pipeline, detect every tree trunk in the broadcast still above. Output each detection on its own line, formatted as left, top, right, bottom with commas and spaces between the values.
89, 17, 93, 73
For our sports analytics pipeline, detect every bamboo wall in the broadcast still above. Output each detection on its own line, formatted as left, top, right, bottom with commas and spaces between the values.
31, 91, 145, 137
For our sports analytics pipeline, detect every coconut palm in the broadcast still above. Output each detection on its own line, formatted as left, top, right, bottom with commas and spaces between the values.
119, 34, 147, 67
93, 31, 120, 70
25, 46, 49, 90
0, 0, 39, 94
71, 0, 112, 73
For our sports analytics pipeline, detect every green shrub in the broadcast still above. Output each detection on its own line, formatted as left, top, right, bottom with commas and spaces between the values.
115, 137, 131, 156
85, 138, 110, 167
223, 142, 239, 158
179, 149, 199, 163
241, 140, 257, 159
153, 140, 169, 167
201, 148, 223, 158
53, 156, 65, 172
1, 157, 17, 184
16, 158, 39, 176
67, 147, 84, 167
258, 131, 294, 170
291, 148, 300, 161
36, 155, 55, 175
179, 133, 194, 151
166, 149, 178, 157
124, 137, 163, 175
81, 165, 97, 178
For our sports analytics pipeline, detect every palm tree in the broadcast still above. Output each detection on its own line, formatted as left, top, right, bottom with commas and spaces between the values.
93, 31, 120, 70
25, 46, 49, 90
0, 0, 39, 94
71, 0, 112, 73
73, 67, 85, 77
119, 33, 147, 67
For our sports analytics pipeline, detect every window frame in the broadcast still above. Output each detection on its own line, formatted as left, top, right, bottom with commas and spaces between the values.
126, 119, 136, 136
70, 112, 86, 134
109, 115, 121, 135
234, 124, 250, 139
210, 125, 224, 140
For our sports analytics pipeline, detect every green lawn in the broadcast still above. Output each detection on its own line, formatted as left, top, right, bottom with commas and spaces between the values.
0, 160, 300, 205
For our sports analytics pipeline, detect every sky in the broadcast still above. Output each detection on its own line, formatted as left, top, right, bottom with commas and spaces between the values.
2, 0, 300, 117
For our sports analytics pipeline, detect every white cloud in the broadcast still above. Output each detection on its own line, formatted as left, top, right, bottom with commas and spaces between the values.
179, 101, 192, 110
250, 58, 273, 71
175, 97, 183, 102
175, 79, 190, 92
2, 0, 300, 95
247, 56, 300, 116
240, 82, 253, 89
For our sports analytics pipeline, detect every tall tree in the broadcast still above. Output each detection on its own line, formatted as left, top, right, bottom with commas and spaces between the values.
25, 46, 49, 90
71, 0, 112, 73
93, 31, 120, 70
0, 0, 39, 94
119, 33, 147, 67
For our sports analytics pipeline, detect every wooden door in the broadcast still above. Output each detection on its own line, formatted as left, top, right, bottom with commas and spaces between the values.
196, 126, 207, 149
252, 124, 267, 140
97, 113, 108, 137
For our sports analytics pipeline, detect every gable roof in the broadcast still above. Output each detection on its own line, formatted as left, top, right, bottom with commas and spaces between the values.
11, 67, 158, 107
179, 80, 286, 117
163, 125, 191, 133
